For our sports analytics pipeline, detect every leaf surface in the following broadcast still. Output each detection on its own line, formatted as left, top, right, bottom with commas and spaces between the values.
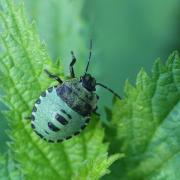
0, 152, 24, 180
0, 0, 119, 179
104, 52, 180, 180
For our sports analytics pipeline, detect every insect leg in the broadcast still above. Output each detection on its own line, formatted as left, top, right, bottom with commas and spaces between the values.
24, 116, 32, 121
44, 69, 63, 84
93, 111, 100, 116
69, 51, 76, 78
93, 106, 100, 116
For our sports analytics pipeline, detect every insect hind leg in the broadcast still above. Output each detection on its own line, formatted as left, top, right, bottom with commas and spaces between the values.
93, 106, 100, 116
24, 116, 32, 121
69, 51, 76, 78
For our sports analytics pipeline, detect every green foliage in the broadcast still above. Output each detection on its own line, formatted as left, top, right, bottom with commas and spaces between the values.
0, 151, 24, 180
0, 0, 180, 179
83, 0, 180, 106
0, 0, 119, 179
105, 52, 180, 180
0, 111, 9, 152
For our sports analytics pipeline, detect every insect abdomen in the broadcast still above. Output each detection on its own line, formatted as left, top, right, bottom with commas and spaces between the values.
31, 86, 91, 143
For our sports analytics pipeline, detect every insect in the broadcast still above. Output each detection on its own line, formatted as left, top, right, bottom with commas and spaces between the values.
27, 41, 121, 143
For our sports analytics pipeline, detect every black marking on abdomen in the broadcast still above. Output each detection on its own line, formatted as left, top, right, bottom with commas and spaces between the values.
81, 124, 87, 130
31, 114, 35, 121
43, 138, 47, 142
66, 136, 72, 140
74, 131, 80, 136
45, 130, 49, 134
32, 106, 37, 112
31, 123, 35, 129
34, 130, 44, 139
48, 139, 55, 143
57, 139, 63, 143
41, 91, 46, 97
35, 98, 41, 105
48, 122, 60, 132
85, 118, 90, 124
48, 87, 53, 93
60, 109, 72, 119
55, 113, 68, 125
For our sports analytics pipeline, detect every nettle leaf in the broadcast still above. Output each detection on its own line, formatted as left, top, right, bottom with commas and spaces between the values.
0, 151, 24, 180
0, 0, 119, 179
0, 111, 9, 153
107, 52, 180, 180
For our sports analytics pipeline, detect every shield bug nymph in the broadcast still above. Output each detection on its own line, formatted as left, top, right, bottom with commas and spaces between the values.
27, 40, 121, 143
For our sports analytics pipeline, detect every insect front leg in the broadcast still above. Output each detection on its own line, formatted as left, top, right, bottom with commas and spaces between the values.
44, 69, 63, 84
69, 51, 76, 78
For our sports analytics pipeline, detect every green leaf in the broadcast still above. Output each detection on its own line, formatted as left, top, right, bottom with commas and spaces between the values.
106, 52, 180, 180
0, 151, 24, 180
0, 0, 119, 179
0, 111, 9, 153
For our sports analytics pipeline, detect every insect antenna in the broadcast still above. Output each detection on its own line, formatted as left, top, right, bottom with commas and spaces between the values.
85, 39, 93, 74
96, 82, 121, 100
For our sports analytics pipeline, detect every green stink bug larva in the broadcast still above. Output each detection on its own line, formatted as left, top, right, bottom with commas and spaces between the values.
27, 41, 121, 143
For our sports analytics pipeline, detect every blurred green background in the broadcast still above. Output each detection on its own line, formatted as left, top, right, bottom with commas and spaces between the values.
1, 0, 180, 154
24, 0, 180, 106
